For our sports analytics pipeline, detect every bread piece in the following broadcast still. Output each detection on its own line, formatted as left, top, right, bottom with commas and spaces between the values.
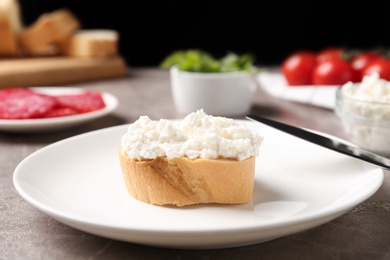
20, 8, 80, 56
118, 147, 256, 207
0, 0, 23, 56
59, 29, 119, 57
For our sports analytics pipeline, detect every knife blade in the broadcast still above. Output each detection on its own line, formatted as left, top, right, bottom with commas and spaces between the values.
246, 114, 390, 171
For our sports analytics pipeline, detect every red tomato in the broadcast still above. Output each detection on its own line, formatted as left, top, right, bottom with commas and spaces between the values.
312, 57, 358, 85
281, 50, 316, 85
316, 47, 343, 63
361, 57, 390, 81
351, 52, 383, 81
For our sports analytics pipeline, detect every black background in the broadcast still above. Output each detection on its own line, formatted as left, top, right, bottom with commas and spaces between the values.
18, 0, 390, 67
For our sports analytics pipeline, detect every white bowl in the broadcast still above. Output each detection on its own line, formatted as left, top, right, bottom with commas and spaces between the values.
170, 66, 257, 117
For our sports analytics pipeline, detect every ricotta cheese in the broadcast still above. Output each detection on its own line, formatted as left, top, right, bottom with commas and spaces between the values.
121, 109, 263, 161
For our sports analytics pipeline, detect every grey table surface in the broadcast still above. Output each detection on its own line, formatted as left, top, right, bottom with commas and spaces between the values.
1, 68, 389, 260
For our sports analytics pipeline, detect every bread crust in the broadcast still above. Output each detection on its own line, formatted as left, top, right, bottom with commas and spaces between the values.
0, 0, 22, 56
118, 147, 255, 207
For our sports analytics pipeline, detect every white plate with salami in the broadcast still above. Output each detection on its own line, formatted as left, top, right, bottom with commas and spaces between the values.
0, 87, 118, 132
13, 121, 383, 249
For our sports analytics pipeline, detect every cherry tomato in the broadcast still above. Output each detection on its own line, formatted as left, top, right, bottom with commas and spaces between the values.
281, 50, 316, 85
361, 57, 390, 81
316, 47, 343, 63
351, 51, 383, 81
312, 57, 358, 85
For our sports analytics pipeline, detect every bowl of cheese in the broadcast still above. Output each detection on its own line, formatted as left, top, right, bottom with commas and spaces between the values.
335, 73, 390, 156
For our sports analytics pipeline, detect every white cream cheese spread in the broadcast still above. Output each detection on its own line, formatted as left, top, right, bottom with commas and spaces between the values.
121, 109, 263, 161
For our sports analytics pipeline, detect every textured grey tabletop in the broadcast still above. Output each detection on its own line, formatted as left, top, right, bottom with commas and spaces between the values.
1, 68, 389, 260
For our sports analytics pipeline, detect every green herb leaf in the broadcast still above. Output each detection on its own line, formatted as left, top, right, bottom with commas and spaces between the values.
160, 49, 256, 73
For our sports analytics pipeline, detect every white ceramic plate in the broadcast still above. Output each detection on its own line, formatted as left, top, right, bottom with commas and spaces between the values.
13, 121, 383, 249
0, 87, 118, 133
257, 71, 338, 109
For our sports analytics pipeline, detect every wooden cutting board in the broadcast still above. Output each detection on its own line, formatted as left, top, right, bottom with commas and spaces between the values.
0, 56, 128, 88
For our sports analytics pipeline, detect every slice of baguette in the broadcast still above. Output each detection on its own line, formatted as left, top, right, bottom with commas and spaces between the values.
20, 8, 80, 56
59, 29, 119, 57
118, 147, 256, 207
0, 0, 23, 56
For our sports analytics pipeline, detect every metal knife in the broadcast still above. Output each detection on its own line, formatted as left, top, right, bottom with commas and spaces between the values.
246, 114, 390, 171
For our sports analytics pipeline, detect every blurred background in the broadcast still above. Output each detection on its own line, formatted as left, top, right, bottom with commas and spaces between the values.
19, 0, 390, 67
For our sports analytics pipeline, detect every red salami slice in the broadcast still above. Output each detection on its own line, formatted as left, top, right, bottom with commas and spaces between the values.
54, 91, 106, 113
0, 88, 57, 119
0, 88, 106, 119
42, 107, 80, 118
0, 88, 34, 99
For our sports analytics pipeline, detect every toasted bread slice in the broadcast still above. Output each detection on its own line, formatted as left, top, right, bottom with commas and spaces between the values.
59, 29, 119, 57
20, 8, 80, 56
118, 147, 256, 207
